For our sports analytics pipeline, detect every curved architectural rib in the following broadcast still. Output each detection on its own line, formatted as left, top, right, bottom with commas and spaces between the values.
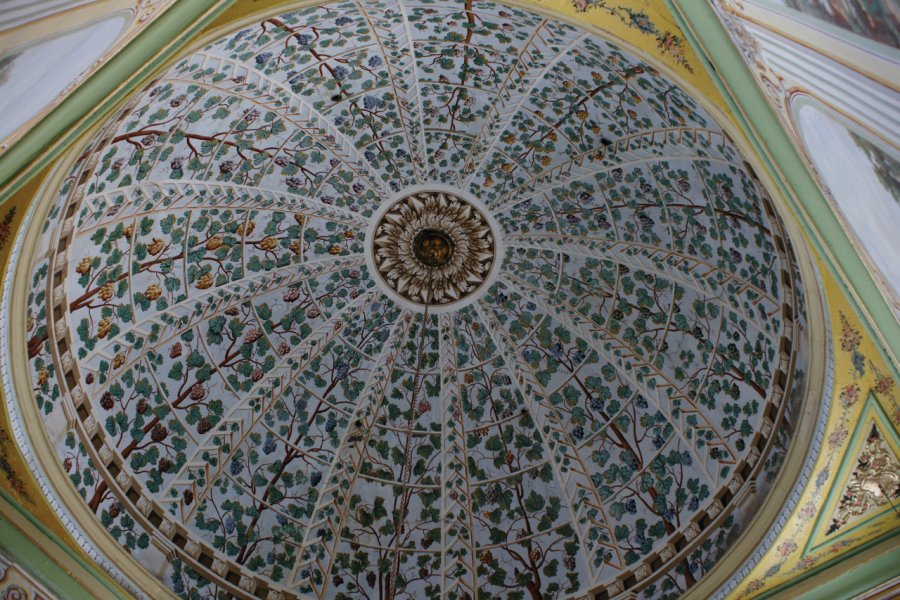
456, 22, 585, 187
501, 274, 735, 486
79, 253, 365, 381
474, 301, 625, 586
505, 235, 781, 342
292, 310, 414, 595
192, 50, 389, 197
488, 127, 735, 214
438, 313, 479, 599
78, 180, 368, 233
354, 0, 427, 184
159, 289, 380, 521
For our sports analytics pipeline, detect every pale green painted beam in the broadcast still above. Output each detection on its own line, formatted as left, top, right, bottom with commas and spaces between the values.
666, 0, 900, 371
0, 490, 130, 599
792, 543, 900, 600
0, 0, 236, 203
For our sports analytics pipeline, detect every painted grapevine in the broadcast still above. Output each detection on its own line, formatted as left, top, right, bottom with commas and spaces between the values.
15, 1, 805, 599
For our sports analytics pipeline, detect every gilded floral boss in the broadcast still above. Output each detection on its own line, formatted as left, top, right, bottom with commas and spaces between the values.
371, 191, 495, 305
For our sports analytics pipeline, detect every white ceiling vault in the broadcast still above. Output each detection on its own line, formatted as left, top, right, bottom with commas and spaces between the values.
13, 1, 807, 599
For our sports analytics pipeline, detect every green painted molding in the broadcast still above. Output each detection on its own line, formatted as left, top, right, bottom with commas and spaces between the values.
666, 0, 900, 372
792, 543, 900, 600
0, 489, 129, 599
762, 532, 900, 600
0, 0, 236, 203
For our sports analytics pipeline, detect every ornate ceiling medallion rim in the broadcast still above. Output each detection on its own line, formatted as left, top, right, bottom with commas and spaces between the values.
365, 184, 504, 313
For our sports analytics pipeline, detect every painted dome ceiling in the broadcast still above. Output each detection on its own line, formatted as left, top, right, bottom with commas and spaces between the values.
13, 1, 807, 599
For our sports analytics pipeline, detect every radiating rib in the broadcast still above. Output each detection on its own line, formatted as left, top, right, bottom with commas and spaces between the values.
192, 50, 388, 197
77, 180, 368, 233
158, 289, 380, 522
354, 0, 427, 184
438, 313, 479, 599
501, 274, 735, 486
505, 234, 781, 343
81, 253, 365, 393
291, 310, 414, 595
488, 127, 735, 214
474, 301, 624, 586
456, 22, 585, 187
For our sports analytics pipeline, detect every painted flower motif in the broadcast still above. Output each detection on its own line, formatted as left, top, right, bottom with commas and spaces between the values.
75, 256, 94, 275
839, 384, 860, 408
147, 238, 165, 255
776, 540, 797, 557
144, 283, 162, 301
828, 426, 848, 448
839, 312, 862, 352
195, 272, 213, 289
874, 374, 894, 394
798, 555, 817, 569
798, 501, 817, 521
815, 468, 830, 488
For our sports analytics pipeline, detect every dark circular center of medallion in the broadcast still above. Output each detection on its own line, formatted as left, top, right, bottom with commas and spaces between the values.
413, 229, 455, 267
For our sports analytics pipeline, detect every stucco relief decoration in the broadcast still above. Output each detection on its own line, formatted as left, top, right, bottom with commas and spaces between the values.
7, 1, 809, 599
827, 424, 900, 535
0, 552, 54, 600
371, 191, 496, 305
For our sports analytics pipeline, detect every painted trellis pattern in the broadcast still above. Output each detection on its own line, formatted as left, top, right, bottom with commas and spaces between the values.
13, 2, 807, 599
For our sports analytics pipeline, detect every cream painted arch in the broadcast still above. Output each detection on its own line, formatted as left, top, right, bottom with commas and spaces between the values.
0, 11, 131, 141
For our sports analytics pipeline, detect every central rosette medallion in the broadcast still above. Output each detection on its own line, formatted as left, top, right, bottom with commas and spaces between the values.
371, 190, 496, 306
